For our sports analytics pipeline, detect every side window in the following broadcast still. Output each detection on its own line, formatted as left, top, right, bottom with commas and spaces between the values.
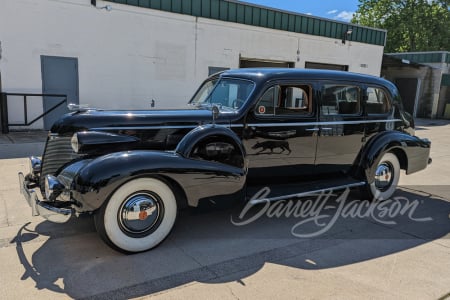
366, 87, 391, 114
256, 85, 312, 116
209, 79, 254, 108
191, 79, 217, 104
255, 86, 277, 115
321, 84, 361, 115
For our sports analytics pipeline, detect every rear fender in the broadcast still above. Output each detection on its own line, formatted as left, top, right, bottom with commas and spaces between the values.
355, 131, 431, 183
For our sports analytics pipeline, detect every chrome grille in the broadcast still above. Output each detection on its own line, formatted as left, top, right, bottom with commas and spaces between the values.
39, 136, 80, 194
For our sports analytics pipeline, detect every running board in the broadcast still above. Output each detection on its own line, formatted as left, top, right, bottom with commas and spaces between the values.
248, 181, 366, 205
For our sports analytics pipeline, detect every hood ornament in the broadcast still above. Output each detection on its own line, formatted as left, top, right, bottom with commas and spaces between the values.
68, 103, 95, 112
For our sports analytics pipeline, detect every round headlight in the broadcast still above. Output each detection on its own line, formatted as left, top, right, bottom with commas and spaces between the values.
71, 133, 79, 153
44, 175, 64, 201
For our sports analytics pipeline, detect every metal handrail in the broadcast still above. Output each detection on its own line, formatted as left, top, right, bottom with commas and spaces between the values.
0, 93, 67, 134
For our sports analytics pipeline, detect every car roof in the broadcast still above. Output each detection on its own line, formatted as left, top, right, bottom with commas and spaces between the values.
220, 68, 393, 87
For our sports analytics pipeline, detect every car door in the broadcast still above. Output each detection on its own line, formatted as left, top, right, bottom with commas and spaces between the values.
241, 82, 319, 184
315, 82, 365, 175
363, 84, 395, 137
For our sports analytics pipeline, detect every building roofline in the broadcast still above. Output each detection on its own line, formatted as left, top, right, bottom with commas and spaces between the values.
382, 54, 430, 69
225, 0, 387, 33
386, 51, 450, 55
105, 0, 386, 46
386, 52, 450, 64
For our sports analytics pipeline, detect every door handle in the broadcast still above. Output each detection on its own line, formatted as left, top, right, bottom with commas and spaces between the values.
305, 128, 319, 132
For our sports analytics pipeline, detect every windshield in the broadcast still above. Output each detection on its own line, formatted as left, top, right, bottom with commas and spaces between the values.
190, 78, 255, 110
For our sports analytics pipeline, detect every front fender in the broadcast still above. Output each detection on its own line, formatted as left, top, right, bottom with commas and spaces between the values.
72, 150, 246, 212
357, 131, 431, 183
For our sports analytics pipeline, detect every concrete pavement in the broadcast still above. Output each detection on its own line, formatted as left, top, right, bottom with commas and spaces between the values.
0, 120, 449, 299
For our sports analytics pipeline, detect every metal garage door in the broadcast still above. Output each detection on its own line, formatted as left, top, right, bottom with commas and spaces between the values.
41, 56, 79, 130
240, 59, 294, 68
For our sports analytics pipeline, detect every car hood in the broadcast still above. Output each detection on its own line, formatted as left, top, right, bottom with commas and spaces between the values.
50, 105, 232, 136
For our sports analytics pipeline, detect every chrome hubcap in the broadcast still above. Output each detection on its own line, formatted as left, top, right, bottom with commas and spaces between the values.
374, 162, 393, 191
119, 192, 162, 234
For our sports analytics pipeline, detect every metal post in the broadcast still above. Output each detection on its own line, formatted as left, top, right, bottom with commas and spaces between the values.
24, 95, 28, 125
1, 93, 9, 134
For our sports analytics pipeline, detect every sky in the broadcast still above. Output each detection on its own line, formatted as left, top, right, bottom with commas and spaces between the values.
238, 0, 360, 22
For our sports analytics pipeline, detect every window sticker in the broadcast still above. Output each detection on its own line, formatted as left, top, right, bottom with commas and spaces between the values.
258, 106, 266, 114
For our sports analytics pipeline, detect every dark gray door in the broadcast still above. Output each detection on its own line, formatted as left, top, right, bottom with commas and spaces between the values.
305, 61, 349, 71
41, 56, 79, 130
240, 59, 294, 68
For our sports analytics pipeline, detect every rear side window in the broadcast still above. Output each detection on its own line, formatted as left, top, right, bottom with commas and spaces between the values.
366, 87, 391, 114
255, 85, 312, 116
321, 84, 361, 115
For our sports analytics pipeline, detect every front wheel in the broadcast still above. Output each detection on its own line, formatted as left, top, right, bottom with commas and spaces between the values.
363, 152, 400, 201
95, 177, 177, 253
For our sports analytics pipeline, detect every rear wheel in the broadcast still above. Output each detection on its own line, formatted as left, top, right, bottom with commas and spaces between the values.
363, 152, 400, 201
94, 177, 177, 253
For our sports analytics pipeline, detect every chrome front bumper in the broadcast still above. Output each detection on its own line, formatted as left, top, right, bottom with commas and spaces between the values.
18, 172, 72, 223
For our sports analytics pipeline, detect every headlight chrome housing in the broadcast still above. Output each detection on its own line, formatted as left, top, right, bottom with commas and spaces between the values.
44, 175, 65, 201
71, 133, 79, 153
29, 156, 42, 175
69, 131, 140, 154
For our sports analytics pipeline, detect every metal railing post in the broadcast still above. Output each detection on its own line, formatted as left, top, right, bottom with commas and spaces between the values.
0, 93, 9, 134
1, 93, 66, 131
24, 95, 28, 125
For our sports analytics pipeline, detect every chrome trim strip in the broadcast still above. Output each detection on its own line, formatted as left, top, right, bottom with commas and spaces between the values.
91, 119, 401, 131
248, 122, 315, 127
91, 125, 200, 130
324, 119, 401, 125
249, 181, 366, 205
247, 119, 401, 127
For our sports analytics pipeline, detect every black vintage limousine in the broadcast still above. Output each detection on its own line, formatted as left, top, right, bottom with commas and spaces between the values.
19, 68, 431, 253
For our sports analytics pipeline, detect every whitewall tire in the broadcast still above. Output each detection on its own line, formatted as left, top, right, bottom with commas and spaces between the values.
95, 177, 177, 253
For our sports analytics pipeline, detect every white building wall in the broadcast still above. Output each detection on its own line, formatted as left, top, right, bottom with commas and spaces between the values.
0, 0, 384, 130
